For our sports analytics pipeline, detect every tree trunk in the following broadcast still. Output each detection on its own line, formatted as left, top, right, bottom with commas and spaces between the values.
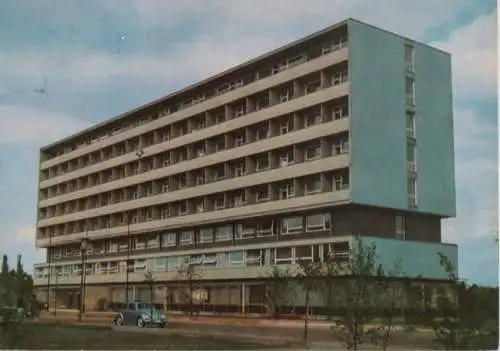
303, 289, 310, 345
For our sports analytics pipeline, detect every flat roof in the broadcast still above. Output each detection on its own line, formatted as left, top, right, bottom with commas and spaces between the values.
40, 18, 449, 152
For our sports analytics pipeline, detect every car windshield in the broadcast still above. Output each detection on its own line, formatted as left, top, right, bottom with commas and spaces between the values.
137, 303, 153, 310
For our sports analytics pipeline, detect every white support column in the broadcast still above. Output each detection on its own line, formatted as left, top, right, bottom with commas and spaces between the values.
241, 283, 246, 315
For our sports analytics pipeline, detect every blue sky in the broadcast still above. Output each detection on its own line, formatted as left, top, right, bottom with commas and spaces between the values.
0, 0, 497, 285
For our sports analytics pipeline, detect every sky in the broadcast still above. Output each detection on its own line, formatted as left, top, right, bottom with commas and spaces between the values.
0, 0, 497, 286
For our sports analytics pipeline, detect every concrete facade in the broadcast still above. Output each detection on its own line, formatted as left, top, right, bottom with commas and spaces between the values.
33, 19, 456, 313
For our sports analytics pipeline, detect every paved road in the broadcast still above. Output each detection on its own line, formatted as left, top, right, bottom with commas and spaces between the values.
38, 311, 440, 350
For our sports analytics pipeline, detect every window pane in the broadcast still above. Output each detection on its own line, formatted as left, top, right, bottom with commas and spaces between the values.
283, 217, 303, 228
295, 245, 312, 258
306, 214, 324, 226
276, 247, 292, 259
407, 143, 416, 162
229, 251, 244, 263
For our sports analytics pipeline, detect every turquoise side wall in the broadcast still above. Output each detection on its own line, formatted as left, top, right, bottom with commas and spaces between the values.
347, 20, 455, 216
357, 236, 458, 280
413, 46, 456, 216
348, 20, 408, 210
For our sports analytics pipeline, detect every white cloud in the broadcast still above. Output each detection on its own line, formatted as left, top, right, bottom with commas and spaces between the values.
431, 10, 497, 100
442, 107, 498, 244
0, 105, 89, 145
124, 0, 475, 40
15, 225, 36, 243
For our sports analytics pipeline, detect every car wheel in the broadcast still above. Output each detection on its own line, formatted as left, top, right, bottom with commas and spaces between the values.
159, 322, 166, 328
115, 316, 124, 326
136, 317, 145, 328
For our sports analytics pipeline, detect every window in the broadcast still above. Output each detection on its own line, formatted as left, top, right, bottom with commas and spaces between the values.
305, 174, 322, 194
236, 223, 255, 240
256, 155, 269, 171
195, 199, 205, 213
235, 104, 246, 117
162, 232, 176, 247
333, 105, 349, 120
107, 242, 118, 253
405, 77, 415, 105
405, 44, 414, 72
179, 231, 194, 246
334, 173, 349, 191
189, 255, 203, 266
280, 87, 294, 103
407, 143, 417, 172
135, 238, 146, 251
332, 71, 348, 86
256, 221, 274, 237
229, 132, 245, 147
234, 161, 246, 177
306, 142, 321, 160
246, 249, 263, 266
406, 111, 416, 137
214, 196, 225, 210
281, 217, 303, 235
333, 137, 349, 155
256, 186, 270, 202
134, 259, 147, 272
306, 214, 331, 232
395, 215, 406, 240
295, 245, 313, 264
256, 125, 269, 140
160, 206, 169, 219
279, 182, 295, 199
196, 145, 205, 158
198, 228, 214, 244
215, 225, 232, 242
203, 254, 217, 266
234, 191, 246, 206
179, 201, 187, 215
154, 258, 168, 271
147, 235, 159, 249
256, 96, 269, 110
305, 80, 321, 95
408, 178, 417, 206
228, 251, 244, 265
305, 112, 322, 127
273, 247, 292, 264
168, 256, 181, 271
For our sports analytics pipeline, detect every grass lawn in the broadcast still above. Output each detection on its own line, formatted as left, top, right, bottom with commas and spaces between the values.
0, 323, 285, 350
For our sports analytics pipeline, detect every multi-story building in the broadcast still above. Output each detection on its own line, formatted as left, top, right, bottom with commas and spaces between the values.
34, 18, 457, 313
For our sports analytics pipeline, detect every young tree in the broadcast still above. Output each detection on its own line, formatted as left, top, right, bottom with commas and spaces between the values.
297, 260, 323, 345
144, 271, 155, 321
365, 261, 404, 351
262, 265, 296, 319
310, 237, 403, 351
176, 258, 204, 317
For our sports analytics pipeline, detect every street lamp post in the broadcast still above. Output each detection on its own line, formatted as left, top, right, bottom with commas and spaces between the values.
78, 236, 88, 322
125, 149, 143, 306
46, 232, 53, 313
125, 213, 131, 306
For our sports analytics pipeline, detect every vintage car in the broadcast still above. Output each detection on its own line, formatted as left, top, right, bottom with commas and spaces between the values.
113, 301, 166, 328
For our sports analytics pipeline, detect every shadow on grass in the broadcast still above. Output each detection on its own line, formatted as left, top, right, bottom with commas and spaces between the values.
1, 322, 285, 350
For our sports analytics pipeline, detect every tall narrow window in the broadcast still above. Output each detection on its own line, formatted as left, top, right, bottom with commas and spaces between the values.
404, 44, 414, 72
405, 77, 415, 105
408, 178, 417, 206
406, 111, 416, 138
407, 143, 416, 172
395, 215, 406, 240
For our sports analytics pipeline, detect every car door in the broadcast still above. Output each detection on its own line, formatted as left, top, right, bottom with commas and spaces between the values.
124, 303, 136, 325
